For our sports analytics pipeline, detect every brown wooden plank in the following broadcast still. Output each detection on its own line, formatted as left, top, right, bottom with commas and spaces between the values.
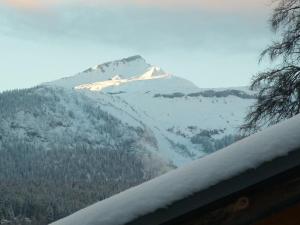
253, 202, 300, 225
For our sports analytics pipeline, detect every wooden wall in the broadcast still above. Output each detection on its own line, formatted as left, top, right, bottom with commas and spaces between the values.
163, 166, 300, 225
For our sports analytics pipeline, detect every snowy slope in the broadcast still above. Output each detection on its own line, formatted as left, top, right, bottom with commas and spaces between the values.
45, 55, 256, 166
51, 114, 300, 225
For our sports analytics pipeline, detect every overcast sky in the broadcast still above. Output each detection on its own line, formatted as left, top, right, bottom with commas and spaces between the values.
0, 0, 273, 91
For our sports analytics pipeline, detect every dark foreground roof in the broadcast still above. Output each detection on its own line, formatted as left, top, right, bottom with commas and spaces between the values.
51, 114, 300, 225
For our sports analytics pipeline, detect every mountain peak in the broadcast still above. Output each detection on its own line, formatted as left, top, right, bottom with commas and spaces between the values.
47, 55, 151, 88
123, 55, 144, 62
83, 55, 147, 74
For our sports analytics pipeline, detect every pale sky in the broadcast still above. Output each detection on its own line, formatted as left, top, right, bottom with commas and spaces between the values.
0, 0, 273, 91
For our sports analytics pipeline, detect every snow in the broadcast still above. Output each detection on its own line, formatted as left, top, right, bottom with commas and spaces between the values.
42, 55, 257, 166
51, 114, 300, 225
74, 67, 170, 91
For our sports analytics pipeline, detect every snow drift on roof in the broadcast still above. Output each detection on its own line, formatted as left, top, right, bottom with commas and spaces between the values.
51, 114, 300, 225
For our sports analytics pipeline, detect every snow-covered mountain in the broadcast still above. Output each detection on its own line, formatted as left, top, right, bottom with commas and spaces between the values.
0, 55, 256, 167
42, 55, 255, 166
0, 55, 256, 225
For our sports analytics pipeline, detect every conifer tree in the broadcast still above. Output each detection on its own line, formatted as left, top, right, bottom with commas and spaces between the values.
241, 0, 300, 133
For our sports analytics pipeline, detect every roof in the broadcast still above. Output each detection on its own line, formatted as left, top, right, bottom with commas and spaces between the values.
51, 114, 300, 225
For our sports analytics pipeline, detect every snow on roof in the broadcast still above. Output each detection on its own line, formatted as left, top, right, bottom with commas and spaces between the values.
51, 114, 300, 225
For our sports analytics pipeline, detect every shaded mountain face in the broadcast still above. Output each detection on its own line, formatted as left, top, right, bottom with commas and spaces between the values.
0, 56, 255, 225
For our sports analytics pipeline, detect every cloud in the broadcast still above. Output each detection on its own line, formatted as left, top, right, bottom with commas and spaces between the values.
3, 0, 45, 9
2, 0, 270, 12
126, 0, 268, 12
0, 0, 271, 55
